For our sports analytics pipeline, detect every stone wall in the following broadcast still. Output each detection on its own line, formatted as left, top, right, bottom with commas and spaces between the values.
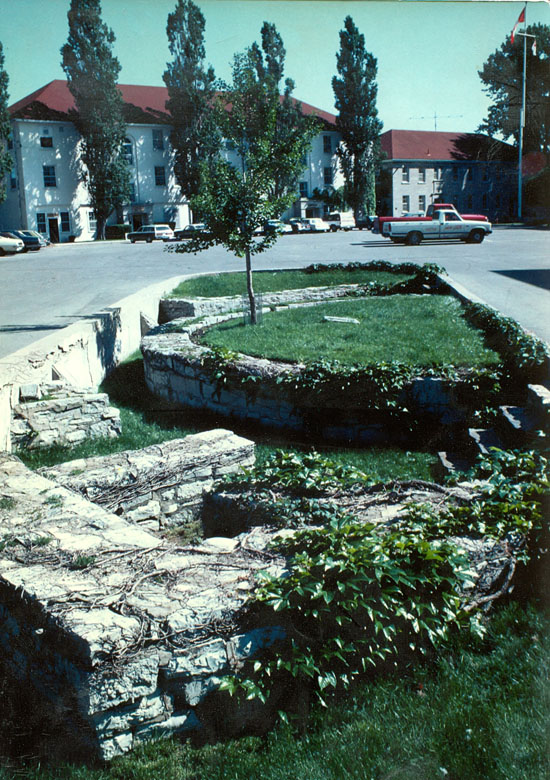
40, 430, 255, 532
11, 382, 121, 450
0, 435, 290, 763
141, 314, 471, 447
158, 283, 365, 323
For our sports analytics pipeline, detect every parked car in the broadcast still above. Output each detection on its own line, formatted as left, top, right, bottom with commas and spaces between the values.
287, 218, 309, 233
263, 220, 293, 235
0, 232, 25, 255
302, 217, 330, 233
22, 230, 50, 247
173, 223, 207, 239
6, 229, 42, 251
127, 224, 174, 243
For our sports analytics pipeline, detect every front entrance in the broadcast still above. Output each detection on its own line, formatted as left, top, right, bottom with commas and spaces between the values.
48, 218, 60, 243
132, 213, 148, 230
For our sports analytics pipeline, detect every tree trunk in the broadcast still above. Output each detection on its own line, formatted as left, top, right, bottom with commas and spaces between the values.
95, 215, 107, 241
245, 248, 257, 325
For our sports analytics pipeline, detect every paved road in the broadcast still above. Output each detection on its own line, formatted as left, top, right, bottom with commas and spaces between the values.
0, 226, 548, 359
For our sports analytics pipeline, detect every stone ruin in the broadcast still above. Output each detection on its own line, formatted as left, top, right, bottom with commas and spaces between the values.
0, 427, 522, 763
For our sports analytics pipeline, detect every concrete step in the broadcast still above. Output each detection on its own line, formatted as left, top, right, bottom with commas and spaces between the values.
467, 427, 504, 456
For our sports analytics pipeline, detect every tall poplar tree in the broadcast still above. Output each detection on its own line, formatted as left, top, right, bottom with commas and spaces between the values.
61, 0, 130, 240
163, 0, 219, 200
0, 41, 12, 205
332, 16, 383, 221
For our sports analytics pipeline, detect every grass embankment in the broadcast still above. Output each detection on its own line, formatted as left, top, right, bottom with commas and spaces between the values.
168, 269, 412, 298
1, 602, 547, 780
202, 295, 500, 367
18, 354, 437, 481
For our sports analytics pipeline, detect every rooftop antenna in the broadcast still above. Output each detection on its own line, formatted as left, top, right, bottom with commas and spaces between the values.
409, 112, 464, 131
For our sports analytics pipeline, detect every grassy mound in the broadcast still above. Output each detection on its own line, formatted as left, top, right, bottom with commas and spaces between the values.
202, 295, 500, 367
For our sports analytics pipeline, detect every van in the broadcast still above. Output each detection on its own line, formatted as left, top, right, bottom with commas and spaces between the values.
325, 212, 356, 231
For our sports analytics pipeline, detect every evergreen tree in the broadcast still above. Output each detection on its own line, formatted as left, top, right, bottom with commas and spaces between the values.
0, 41, 12, 205
172, 29, 319, 324
61, 0, 130, 240
163, 0, 219, 200
478, 23, 550, 155
332, 16, 383, 221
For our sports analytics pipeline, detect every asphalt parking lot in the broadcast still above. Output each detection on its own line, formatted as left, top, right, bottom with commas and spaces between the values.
0, 226, 548, 358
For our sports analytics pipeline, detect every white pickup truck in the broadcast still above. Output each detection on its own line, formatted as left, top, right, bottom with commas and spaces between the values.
383, 209, 492, 245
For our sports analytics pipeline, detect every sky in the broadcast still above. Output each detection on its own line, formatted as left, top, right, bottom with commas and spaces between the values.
1, 0, 549, 136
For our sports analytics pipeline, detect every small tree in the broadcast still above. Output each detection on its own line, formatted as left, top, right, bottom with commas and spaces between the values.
0, 41, 12, 205
332, 16, 383, 221
172, 28, 319, 324
61, 0, 130, 239
163, 0, 220, 199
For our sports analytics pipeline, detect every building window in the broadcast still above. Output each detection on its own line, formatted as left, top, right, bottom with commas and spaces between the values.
482, 194, 488, 209
37, 213, 46, 233
7, 134, 13, 150
453, 167, 459, 181
43, 165, 56, 187
418, 195, 426, 212
402, 195, 410, 213
60, 212, 70, 232
129, 183, 136, 203
402, 167, 409, 183
467, 195, 473, 209
434, 167, 442, 180
152, 129, 164, 150
40, 136, 53, 148
154, 166, 166, 186
418, 168, 426, 183
323, 167, 333, 186
482, 166, 488, 182
299, 181, 308, 198
122, 138, 133, 165
10, 173, 16, 189
88, 210, 97, 233
323, 135, 332, 154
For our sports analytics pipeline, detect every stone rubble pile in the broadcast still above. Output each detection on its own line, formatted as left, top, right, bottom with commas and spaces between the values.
11, 382, 121, 450
40, 430, 255, 532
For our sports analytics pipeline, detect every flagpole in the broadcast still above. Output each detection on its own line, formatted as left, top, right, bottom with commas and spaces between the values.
518, 19, 527, 220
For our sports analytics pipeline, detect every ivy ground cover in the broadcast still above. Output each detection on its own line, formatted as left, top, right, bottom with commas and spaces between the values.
202, 295, 501, 367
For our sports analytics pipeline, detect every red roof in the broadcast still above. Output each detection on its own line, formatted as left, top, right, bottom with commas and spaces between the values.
9, 79, 336, 126
380, 129, 515, 162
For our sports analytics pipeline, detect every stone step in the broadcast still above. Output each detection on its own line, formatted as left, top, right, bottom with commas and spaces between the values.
436, 450, 473, 477
527, 383, 550, 425
467, 427, 504, 457
498, 405, 545, 445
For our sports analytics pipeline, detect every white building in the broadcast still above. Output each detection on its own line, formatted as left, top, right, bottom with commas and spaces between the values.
1, 80, 344, 242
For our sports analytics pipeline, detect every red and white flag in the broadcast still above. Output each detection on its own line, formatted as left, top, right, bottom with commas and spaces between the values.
511, 7, 526, 44
532, 39, 537, 56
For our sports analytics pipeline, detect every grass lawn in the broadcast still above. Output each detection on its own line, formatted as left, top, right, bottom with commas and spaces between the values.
202, 295, 501, 367
18, 354, 437, 481
168, 269, 413, 298
1, 602, 546, 780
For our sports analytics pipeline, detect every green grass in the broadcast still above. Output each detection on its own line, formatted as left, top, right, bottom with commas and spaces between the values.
168, 269, 412, 298
18, 354, 437, 480
202, 296, 500, 367
1, 602, 546, 780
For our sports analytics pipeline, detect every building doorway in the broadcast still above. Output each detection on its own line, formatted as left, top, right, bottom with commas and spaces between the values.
132, 213, 148, 230
48, 218, 60, 243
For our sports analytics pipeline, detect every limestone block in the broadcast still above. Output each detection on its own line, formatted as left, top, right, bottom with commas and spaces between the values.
183, 675, 221, 706
163, 639, 227, 680
133, 710, 200, 742
86, 651, 160, 713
